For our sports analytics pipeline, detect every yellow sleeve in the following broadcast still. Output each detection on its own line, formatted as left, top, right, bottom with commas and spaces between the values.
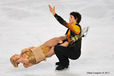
72, 24, 80, 34
66, 23, 81, 35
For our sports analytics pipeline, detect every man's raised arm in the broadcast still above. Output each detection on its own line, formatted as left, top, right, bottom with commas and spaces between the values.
48, 4, 67, 28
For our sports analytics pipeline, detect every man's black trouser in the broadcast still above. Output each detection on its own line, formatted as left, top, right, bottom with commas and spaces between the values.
54, 45, 81, 66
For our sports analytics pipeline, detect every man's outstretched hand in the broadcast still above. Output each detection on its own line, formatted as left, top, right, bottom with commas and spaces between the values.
48, 4, 55, 15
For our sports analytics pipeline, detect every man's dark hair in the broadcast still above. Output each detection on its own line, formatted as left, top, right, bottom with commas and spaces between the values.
70, 12, 81, 23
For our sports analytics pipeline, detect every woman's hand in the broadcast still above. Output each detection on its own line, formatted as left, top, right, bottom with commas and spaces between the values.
48, 4, 55, 15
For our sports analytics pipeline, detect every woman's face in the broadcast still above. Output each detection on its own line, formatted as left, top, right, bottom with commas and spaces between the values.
69, 15, 76, 24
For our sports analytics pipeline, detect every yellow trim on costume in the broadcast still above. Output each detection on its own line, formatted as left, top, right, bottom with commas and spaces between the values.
72, 24, 80, 34
21, 50, 36, 64
67, 30, 71, 42
40, 46, 50, 56
67, 23, 81, 42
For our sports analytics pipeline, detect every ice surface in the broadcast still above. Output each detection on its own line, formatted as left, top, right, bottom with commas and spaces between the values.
0, 0, 114, 76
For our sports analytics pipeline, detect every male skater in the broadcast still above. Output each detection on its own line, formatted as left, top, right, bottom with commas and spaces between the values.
49, 4, 82, 70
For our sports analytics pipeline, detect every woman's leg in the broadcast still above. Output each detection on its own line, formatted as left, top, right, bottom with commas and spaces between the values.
46, 47, 55, 57
46, 41, 69, 57
60, 41, 69, 47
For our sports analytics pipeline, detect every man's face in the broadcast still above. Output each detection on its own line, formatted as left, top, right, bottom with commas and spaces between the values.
69, 15, 76, 24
